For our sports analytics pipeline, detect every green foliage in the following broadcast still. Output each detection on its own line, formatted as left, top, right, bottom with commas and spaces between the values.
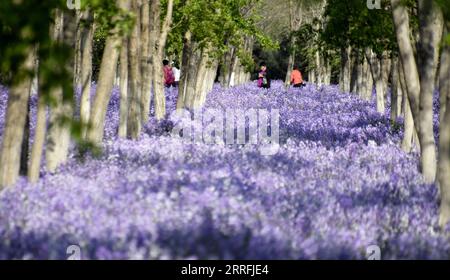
322, 0, 396, 56
166, 0, 276, 64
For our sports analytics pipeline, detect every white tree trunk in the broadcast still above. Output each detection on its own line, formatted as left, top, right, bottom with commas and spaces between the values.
390, 56, 400, 122
399, 61, 413, 154
119, 38, 129, 139
140, 0, 152, 123
391, 0, 421, 137
127, 0, 142, 139
340, 46, 352, 93
416, 0, 443, 183
365, 48, 385, 113
28, 63, 47, 183
0, 49, 35, 188
79, 11, 94, 139
438, 24, 450, 227
87, 0, 131, 145
153, 0, 174, 120
46, 11, 77, 173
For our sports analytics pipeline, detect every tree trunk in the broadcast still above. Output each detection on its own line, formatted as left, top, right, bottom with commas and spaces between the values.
315, 50, 323, 86
416, 0, 443, 183
0, 49, 35, 188
381, 51, 391, 96
339, 46, 352, 93
438, 24, 450, 228
127, 0, 142, 140
119, 38, 129, 138
87, 0, 131, 145
79, 10, 94, 139
391, 0, 421, 137
28, 66, 48, 183
140, 0, 152, 123
365, 48, 385, 113
177, 30, 192, 110
153, 0, 174, 120
390, 55, 400, 122
399, 58, 415, 153
360, 56, 371, 100
74, 11, 82, 88
46, 10, 77, 173
350, 52, 359, 94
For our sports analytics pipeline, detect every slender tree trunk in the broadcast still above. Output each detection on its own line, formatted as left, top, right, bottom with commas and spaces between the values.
46, 11, 77, 173
140, 0, 151, 123
365, 48, 385, 113
390, 56, 400, 122
340, 46, 352, 93
350, 52, 359, 94
153, 0, 174, 120
127, 0, 142, 140
381, 51, 391, 95
28, 70, 48, 183
20, 97, 31, 176
74, 11, 82, 88
391, 0, 421, 136
80, 10, 94, 139
416, 0, 443, 183
439, 25, 449, 126
0, 49, 35, 188
315, 50, 323, 86
177, 30, 192, 110
438, 23, 450, 227
399, 58, 414, 152
119, 38, 129, 138
87, 0, 131, 145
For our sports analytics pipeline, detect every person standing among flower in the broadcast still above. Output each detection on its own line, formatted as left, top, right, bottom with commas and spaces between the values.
172, 61, 181, 87
257, 62, 270, 89
290, 65, 305, 88
163, 59, 175, 87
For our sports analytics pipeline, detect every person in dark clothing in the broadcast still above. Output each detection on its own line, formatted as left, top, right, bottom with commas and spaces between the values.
257, 62, 271, 89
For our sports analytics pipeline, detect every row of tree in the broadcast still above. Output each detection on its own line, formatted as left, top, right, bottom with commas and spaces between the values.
0, 0, 272, 188
304, 0, 450, 226
273, 0, 450, 227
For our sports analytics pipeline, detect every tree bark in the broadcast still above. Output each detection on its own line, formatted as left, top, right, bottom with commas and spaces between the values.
28, 74, 47, 184
140, 0, 152, 123
391, 0, 421, 137
339, 46, 352, 93
177, 30, 193, 110
127, 0, 142, 140
438, 23, 450, 227
79, 10, 94, 139
153, 0, 174, 120
365, 48, 385, 113
119, 38, 129, 139
87, 0, 131, 145
417, 0, 443, 183
0, 49, 35, 188
46, 10, 76, 173
390, 55, 400, 122
398, 58, 414, 152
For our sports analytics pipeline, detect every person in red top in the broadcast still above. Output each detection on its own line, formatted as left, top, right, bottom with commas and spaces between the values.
163, 59, 175, 87
290, 66, 305, 88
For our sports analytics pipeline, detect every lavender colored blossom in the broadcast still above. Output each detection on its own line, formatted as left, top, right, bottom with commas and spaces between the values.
0, 81, 448, 260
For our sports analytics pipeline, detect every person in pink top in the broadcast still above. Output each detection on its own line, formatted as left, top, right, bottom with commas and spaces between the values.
163, 59, 175, 87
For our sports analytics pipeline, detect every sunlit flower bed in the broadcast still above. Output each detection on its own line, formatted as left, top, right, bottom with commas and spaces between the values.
0, 81, 448, 259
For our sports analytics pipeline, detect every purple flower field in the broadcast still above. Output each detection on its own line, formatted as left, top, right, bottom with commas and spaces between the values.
0, 81, 449, 260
